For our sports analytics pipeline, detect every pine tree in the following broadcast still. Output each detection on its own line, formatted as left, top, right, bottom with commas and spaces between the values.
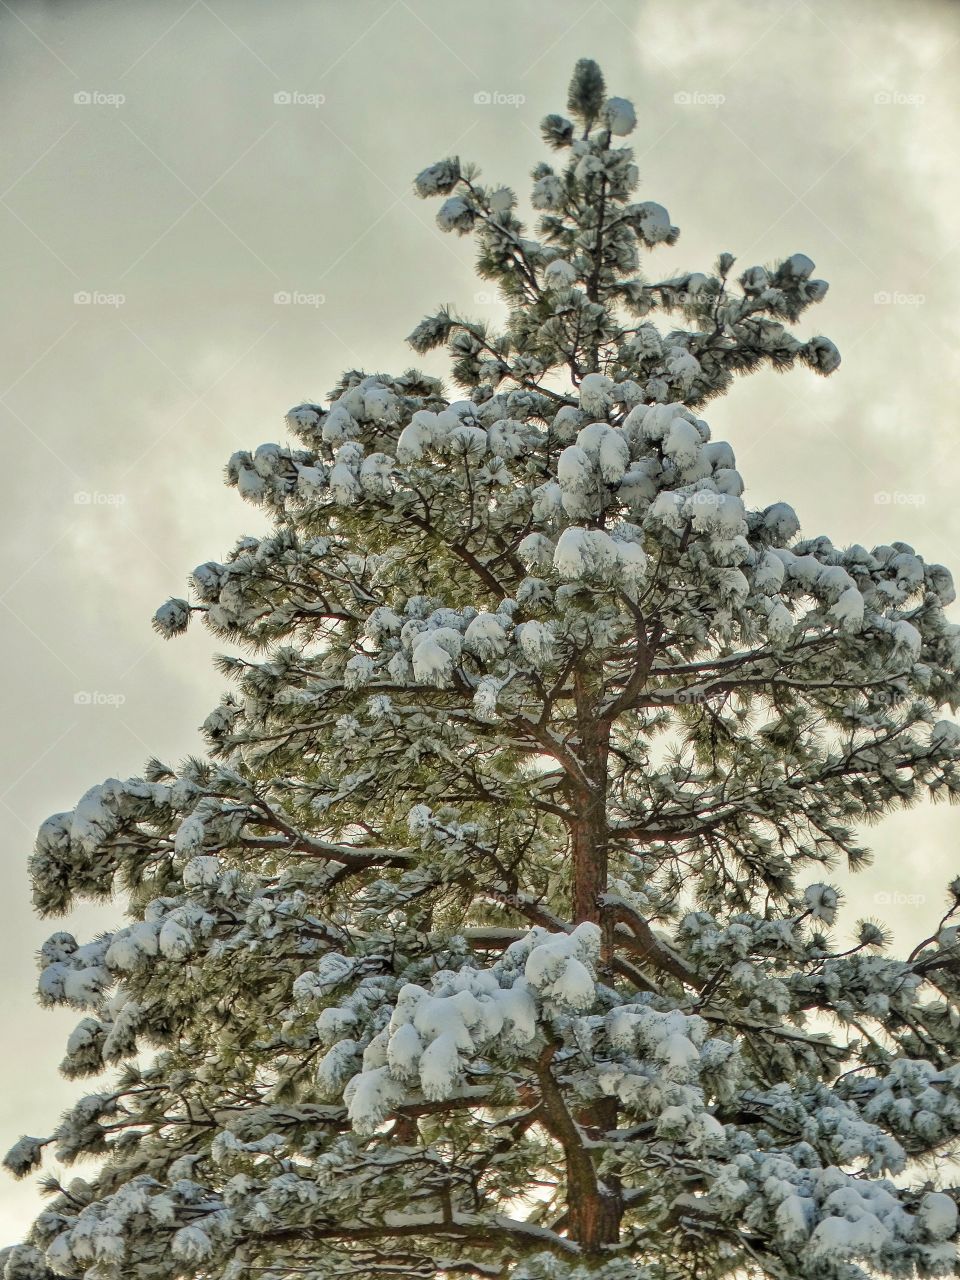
5, 58, 960, 1280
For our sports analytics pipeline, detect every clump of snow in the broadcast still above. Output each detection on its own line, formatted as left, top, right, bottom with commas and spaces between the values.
544, 259, 578, 289
464, 612, 509, 661
182, 856, 221, 889
762, 502, 800, 542
918, 1191, 958, 1241
153, 597, 191, 638
523, 922, 600, 1011
410, 627, 462, 687
783, 252, 815, 279
830, 585, 864, 630
578, 373, 614, 417
2, 1136, 44, 1179
602, 96, 637, 135
804, 883, 840, 926
173, 814, 205, 856
413, 158, 460, 197
436, 196, 475, 234
633, 201, 674, 244
172, 1227, 213, 1263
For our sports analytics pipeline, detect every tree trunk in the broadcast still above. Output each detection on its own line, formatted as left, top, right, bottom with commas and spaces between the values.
569, 1180, 623, 1250
571, 805, 606, 925
570, 670, 611, 927
564, 674, 622, 1248
538, 1047, 623, 1252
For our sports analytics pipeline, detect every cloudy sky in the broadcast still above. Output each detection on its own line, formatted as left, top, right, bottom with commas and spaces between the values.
1, 0, 959, 1242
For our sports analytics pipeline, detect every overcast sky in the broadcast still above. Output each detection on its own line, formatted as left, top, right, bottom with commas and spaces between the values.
1, 0, 959, 1242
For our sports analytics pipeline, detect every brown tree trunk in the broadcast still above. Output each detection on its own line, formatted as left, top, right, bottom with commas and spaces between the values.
563, 674, 623, 1249
568, 1180, 623, 1250
538, 1047, 622, 1252
570, 805, 605, 925
574, 1094, 622, 1250
570, 669, 611, 928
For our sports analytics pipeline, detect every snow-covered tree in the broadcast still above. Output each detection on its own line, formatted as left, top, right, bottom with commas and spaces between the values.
5, 58, 960, 1280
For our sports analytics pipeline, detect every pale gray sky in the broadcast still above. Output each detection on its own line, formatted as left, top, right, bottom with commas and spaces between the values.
2, 0, 959, 1242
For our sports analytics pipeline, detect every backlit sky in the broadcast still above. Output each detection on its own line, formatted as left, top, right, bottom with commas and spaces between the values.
1, 0, 959, 1242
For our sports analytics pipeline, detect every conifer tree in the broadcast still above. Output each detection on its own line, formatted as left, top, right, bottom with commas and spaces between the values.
5, 58, 960, 1280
